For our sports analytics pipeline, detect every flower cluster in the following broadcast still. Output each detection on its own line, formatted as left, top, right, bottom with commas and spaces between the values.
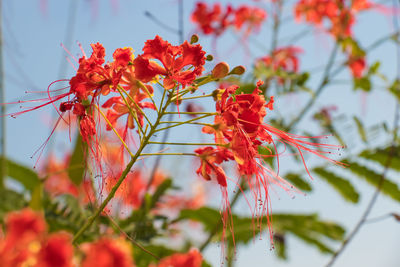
0, 209, 204, 267
195, 81, 344, 237
294, 0, 372, 39
9, 33, 344, 253
191, 2, 266, 37
256, 46, 303, 84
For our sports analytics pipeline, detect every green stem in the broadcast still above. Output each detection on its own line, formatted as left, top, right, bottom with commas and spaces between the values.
286, 43, 339, 130
0, 0, 5, 189
159, 121, 213, 127
107, 215, 160, 260
155, 113, 214, 132
140, 153, 196, 156
165, 111, 216, 115
148, 141, 228, 147
180, 93, 214, 101
73, 89, 172, 244
137, 81, 159, 113
72, 156, 136, 244
116, 87, 145, 136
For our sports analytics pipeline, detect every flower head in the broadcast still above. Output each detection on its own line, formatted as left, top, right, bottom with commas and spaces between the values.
191, 2, 234, 36
133, 35, 206, 89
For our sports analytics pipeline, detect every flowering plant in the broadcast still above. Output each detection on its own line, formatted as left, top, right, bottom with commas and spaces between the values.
1, 1, 400, 266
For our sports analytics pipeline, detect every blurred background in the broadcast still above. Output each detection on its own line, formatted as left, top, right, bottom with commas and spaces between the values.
1, 0, 400, 266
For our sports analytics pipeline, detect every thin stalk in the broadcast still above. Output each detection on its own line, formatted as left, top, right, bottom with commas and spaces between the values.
72, 156, 136, 244
0, 0, 5, 189
199, 180, 244, 252
154, 113, 214, 132
287, 43, 339, 130
107, 215, 160, 260
159, 121, 213, 127
270, 0, 284, 53
170, 89, 190, 102
116, 87, 145, 137
165, 111, 216, 115
73, 91, 172, 244
140, 153, 196, 156
326, 2, 400, 264
180, 93, 214, 101
137, 81, 158, 113
96, 105, 134, 157
148, 141, 228, 147
118, 86, 153, 128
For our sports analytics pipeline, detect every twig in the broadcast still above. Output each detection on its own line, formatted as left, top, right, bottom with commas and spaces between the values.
0, 0, 5, 189
325, 1, 400, 264
107, 215, 160, 260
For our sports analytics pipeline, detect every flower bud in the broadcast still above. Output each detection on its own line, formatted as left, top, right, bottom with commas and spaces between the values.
211, 62, 230, 79
229, 65, 246, 75
206, 54, 214, 61
190, 34, 199, 44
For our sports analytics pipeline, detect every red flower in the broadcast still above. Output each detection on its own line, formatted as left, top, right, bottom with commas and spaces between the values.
257, 46, 303, 84
151, 249, 202, 267
194, 146, 233, 187
102, 90, 155, 132
348, 56, 366, 78
0, 209, 47, 267
191, 2, 234, 36
81, 238, 135, 267
234, 5, 266, 35
197, 80, 345, 244
35, 233, 74, 267
258, 46, 303, 73
294, 0, 368, 39
41, 154, 79, 197
133, 35, 206, 89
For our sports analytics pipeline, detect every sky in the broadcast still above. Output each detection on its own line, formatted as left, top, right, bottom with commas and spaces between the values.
2, 0, 400, 266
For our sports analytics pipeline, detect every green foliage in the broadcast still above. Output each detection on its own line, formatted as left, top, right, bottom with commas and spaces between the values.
313, 168, 359, 203
389, 79, 400, 101
0, 157, 40, 192
133, 244, 176, 267
68, 134, 86, 186
0, 189, 27, 221
44, 194, 100, 243
118, 178, 173, 242
284, 173, 312, 192
342, 160, 400, 202
178, 207, 345, 258
29, 183, 44, 211
359, 146, 400, 172
353, 116, 368, 143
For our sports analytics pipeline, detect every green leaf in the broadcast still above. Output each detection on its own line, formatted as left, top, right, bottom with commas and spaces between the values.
0, 189, 27, 221
133, 244, 176, 267
273, 233, 287, 259
353, 76, 371, 91
343, 160, 400, 201
0, 157, 40, 192
313, 168, 359, 203
368, 61, 380, 74
389, 79, 400, 101
44, 194, 99, 242
29, 183, 44, 211
178, 208, 345, 257
258, 145, 275, 167
353, 116, 368, 143
358, 146, 400, 172
284, 173, 312, 192
273, 213, 345, 254
148, 178, 173, 211
68, 134, 85, 185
